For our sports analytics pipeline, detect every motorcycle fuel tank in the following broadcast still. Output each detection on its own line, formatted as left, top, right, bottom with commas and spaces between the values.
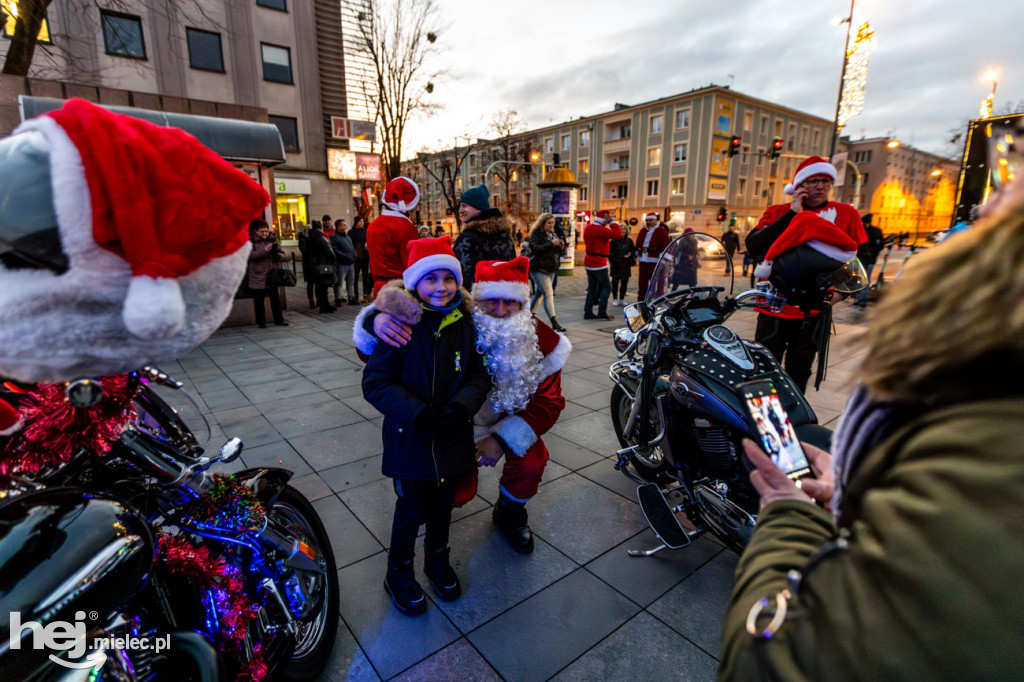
0, 488, 155, 647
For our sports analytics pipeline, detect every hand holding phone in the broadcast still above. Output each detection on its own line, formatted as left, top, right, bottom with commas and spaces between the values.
739, 380, 813, 482
790, 187, 808, 213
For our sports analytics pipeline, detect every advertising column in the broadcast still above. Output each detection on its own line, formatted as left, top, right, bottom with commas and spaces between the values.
538, 167, 582, 275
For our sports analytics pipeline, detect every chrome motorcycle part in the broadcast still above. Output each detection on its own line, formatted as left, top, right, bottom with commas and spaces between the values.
695, 483, 757, 551
65, 378, 105, 407
219, 437, 243, 463
703, 325, 755, 370
610, 386, 670, 481
623, 303, 647, 332
613, 328, 636, 353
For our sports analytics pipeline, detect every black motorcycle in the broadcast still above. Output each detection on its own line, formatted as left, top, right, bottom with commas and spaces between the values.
0, 368, 338, 680
609, 233, 861, 555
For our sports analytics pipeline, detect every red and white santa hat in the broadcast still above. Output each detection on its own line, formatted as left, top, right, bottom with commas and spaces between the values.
754, 212, 858, 278
383, 176, 420, 213
783, 155, 837, 195
403, 236, 462, 290
0, 397, 22, 437
645, 213, 658, 221
473, 256, 531, 303
595, 209, 613, 220
14, 99, 269, 340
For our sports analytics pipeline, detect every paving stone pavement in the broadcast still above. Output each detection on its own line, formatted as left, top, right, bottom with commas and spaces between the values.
171, 263, 869, 681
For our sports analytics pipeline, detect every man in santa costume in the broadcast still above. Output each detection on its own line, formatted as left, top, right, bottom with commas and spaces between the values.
0, 98, 269, 383
354, 257, 571, 554
635, 212, 670, 301
745, 155, 866, 393
582, 209, 623, 320
366, 176, 422, 297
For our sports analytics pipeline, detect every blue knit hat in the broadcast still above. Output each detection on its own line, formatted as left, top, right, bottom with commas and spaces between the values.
459, 184, 490, 212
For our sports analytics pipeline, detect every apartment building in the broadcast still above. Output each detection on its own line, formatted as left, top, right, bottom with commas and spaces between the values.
837, 137, 958, 236
408, 85, 840, 238
1, 0, 366, 244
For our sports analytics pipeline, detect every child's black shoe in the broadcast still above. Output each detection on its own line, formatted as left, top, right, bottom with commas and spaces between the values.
384, 559, 428, 615
424, 546, 461, 601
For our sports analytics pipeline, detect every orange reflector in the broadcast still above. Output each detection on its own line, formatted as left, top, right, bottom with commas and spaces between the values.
298, 540, 316, 560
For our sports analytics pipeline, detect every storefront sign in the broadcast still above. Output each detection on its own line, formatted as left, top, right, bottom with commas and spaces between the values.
275, 177, 311, 195
330, 117, 377, 142
327, 150, 383, 181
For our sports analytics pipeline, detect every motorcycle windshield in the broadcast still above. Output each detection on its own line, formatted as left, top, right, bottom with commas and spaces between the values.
134, 380, 211, 451
646, 232, 735, 303
829, 256, 870, 294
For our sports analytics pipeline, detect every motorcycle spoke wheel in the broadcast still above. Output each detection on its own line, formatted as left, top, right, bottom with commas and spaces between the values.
610, 385, 669, 481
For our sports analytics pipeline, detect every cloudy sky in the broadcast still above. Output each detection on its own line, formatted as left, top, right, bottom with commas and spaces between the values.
401, 0, 1022, 159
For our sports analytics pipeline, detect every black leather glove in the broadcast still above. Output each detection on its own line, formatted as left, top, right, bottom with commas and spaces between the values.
439, 403, 470, 431
413, 405, 444, 437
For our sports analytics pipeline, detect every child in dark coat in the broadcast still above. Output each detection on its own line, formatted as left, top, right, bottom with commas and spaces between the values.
361, 237, 491, 616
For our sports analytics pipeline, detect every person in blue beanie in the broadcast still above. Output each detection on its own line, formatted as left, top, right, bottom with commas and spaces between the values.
452, 184, 516, 288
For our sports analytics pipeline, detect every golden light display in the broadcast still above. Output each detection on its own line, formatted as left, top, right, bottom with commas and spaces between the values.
838, 21, 874, 129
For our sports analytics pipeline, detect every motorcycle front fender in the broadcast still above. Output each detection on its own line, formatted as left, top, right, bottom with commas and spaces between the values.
233, 468, 293, 508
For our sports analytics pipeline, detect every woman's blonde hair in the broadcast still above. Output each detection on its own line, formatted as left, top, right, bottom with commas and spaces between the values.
529, 213, 555, 236
860, 208, 1024, 403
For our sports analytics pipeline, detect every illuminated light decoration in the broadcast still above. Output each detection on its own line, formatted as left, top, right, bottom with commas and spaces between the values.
980, 95, 994, 119
837, 21, 874, 129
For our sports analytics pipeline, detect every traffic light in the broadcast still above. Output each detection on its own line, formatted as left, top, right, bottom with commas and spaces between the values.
728, 136, 742, 158
770, 138, 784, 159
716, 207, 727, 222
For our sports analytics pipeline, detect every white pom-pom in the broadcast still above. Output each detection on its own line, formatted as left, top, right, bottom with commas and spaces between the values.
123, 276, 185, 339
783, 183, 795, 195
754, 261, 773, 279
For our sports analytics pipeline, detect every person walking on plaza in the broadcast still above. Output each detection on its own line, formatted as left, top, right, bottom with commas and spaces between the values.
348, 215, 371, 302
720, 180, 1024, 681
745, 155, 866, 393
355, 257, 571, 555
608, 220, 637, 306
635, 212, 670, 300
331, 218, 357, 305
361, 237, 491, 616
298, 224, 316, 308
855, 213, 884, 307
246, 219, 289, 328
722, 224, 740, 274
527, 213, 567, 332
582, 209, 621, 320
452, 184, 516, 289
308, 219, 337, 314
366, 176, 421, 297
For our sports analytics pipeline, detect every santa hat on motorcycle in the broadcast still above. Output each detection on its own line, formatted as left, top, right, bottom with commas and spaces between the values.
784, 155, 837, 195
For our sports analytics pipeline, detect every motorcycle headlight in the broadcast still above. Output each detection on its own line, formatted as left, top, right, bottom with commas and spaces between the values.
613, 328, 636, 353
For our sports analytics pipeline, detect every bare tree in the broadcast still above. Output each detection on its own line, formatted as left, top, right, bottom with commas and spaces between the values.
355, 0, 445, 181
422, 137, 473, 229
487, 109, 540, 222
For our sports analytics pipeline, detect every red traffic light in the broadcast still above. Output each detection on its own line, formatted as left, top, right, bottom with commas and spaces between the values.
770, 138, 784, 159
728, 136, 742, 158
716, 207, 727, 222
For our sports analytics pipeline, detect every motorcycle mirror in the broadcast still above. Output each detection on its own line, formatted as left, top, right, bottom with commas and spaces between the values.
623, 303, 646, 332
613, 328, 636, 353
65, 377, 105, 407
219, 437, 244, 464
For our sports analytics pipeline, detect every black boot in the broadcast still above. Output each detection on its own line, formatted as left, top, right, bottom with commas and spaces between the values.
383, 558, 427, 616
423, 546, 461, 601
549, 317, 566, 333
493, 492, 534, 554
308, 298, 316, 309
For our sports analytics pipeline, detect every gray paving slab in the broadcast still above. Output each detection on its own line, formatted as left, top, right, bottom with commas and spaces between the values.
389, 638, 502, 682
312, 493, 384, 569
239, 376, 324, 404
467, 569, 640, 682
548, 410, 622, 458
288, 473, 334, 502
214, 405, 283, 448
259, 393, 363, 439
240, 440, 313, 478
318, 455, 385, 494
314, 617, 381, 682
289, 421, 384, 471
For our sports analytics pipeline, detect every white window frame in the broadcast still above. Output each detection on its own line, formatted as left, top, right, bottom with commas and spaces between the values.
579, 130, 591, 147
673, 143, 687, 163
544, 137, 554, 153
579, 159, 589, 175
578, 186, 588, 202
647, 147, 661, 166
561, 134, 570, 151
671, 176, 685, 196
675, 109, 690, 130
650, 114, 663, 135
646, 179, 659, 198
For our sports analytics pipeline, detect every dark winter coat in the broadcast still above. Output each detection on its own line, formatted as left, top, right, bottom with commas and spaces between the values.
527, 227, 561, 275
348, 225, 368, 262
608, 235, 637, 279
452, 209, 516, 287
722, 229, 740, 254
857, 224, 885, 266
247, 234, 285, 290
298, 231, 315, 280
307, 229, 336, 283
361, 295, 491, 482
330, 230, 356, 265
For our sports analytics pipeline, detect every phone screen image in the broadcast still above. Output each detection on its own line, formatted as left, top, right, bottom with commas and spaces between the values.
742, 384, 812, 480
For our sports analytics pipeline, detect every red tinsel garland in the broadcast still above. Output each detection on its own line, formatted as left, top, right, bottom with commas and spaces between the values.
0, 374, 137, 476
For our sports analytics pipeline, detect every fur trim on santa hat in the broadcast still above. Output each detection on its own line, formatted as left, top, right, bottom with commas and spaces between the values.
473, 280, 530, 303
784, 156, 837, 195
402, 237, 462, 291
0, 397, 22, 436
382, 176, 420, 213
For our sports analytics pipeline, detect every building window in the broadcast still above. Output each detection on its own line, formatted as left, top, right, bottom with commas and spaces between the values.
650, 114, 663, 134
854, 150, 872, 164
754, 180, 762, 197
544, 137, 553, 153
756, 149, 764, 167
620, 123, 632, 139
261, 43, 292, 84
744, 112, 753, 131
760, 115, 769, 135
673, 143, 687, 163
861, 173, 869, 186
812, 129, 820, 147
101, 11, 146, 59
256, 0, 287, 10
800, 125, 808, 146
648, 147, 661, 166
469, 154, 476, 167
579, 186, 588, 202
611, 154, 629, 170
3, 0, 50, 41
671, 177, 685, 195
186, 28, 224, 72
738, 178, 746, 197
580, 130, 591, 147
675, 109, 690, 129
561, 134, 570, 151
646, 180, 659, 197
775, 120, 783, 137
469, 176, 476, 186
269, 115, 299, 152
579, 159, 589, 175
787, 123, 796, 150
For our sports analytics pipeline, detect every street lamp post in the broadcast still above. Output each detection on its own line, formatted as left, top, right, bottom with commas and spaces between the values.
843, 158, 863, 209
483, 157, 545, 214
829, 0, 856, 160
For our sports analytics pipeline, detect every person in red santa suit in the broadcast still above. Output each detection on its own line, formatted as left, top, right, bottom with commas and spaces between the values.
583, 209, 623, 320
353, 257, 571, 554
635, 212, 670, 301
366, 176, 422, 297
745, 155, 866, 393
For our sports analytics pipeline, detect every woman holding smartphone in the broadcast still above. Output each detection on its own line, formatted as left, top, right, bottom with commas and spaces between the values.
720, 166, 1024, 680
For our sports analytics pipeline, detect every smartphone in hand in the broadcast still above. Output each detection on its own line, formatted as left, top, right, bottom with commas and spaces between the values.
739, 380, 813, 481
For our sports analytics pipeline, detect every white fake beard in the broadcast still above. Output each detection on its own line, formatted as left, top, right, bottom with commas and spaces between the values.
472, 306, 545, 414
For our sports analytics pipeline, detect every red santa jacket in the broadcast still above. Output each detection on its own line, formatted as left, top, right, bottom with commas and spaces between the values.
636, 224, 670, 264
583, 220, 623, 269
752, 201, 866, 319
474, 318, 570, 459
366, 210, 420, 294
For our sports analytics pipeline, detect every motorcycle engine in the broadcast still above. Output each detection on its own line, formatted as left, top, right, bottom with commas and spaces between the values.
692, 418, 737, 468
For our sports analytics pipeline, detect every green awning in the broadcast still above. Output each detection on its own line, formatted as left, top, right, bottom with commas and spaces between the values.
19, 96, 286, 166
